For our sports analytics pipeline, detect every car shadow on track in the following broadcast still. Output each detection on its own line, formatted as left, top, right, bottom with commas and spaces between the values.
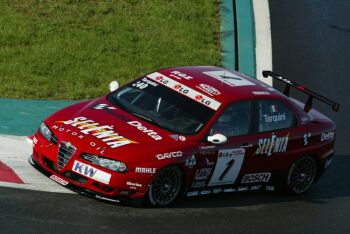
166, 154, 350, 209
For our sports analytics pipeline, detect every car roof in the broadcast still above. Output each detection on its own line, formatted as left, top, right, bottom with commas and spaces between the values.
155, 66, 286, 107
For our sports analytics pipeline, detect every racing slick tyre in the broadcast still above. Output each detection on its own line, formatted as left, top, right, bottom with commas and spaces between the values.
287, 155, 317, 194
148, 166, 183, 207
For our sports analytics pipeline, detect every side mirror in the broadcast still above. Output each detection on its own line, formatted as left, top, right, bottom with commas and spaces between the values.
207, 134, 227, 144
109, 81, 119, 92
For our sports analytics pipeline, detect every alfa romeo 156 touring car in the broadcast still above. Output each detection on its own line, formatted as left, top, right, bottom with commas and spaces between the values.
29, 66, 339, 206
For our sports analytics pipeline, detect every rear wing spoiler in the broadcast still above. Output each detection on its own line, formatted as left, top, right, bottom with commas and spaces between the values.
262, 71, 340, 113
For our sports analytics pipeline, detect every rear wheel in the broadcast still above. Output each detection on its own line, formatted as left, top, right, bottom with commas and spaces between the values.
148, 166, 182, 207
287, 156, 317, 194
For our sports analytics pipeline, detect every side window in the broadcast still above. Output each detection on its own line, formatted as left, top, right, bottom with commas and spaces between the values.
258, 99, 294, 132
210, 101, 251, 137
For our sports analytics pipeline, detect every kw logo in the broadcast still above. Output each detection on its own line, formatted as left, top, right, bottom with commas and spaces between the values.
73, 161, 97, 177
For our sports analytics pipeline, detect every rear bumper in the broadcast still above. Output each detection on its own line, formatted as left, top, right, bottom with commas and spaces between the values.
28, 155, 143, 206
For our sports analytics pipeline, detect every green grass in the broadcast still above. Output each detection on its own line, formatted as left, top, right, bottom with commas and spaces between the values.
0, 0, 221, 100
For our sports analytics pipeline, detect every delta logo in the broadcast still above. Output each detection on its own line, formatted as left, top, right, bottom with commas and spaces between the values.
57, 117, 137, 148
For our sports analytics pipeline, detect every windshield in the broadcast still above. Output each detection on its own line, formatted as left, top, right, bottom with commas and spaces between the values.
108, 77, 215, 135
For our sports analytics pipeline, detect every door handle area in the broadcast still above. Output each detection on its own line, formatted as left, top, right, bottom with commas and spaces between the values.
240, 143, 253, 148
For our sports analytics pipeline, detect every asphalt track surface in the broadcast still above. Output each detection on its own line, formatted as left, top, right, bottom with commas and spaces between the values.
0, 155, 349, 233
1, 2, 350, 233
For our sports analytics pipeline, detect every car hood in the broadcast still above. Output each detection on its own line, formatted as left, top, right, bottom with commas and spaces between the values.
45, 97, 190, 163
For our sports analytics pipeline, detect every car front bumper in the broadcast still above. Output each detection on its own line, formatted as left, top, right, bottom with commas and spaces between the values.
28, 154, 143, 206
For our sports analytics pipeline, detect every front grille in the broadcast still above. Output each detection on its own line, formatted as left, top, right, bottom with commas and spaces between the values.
43, 157, 87, 184
57, 141, 76, 169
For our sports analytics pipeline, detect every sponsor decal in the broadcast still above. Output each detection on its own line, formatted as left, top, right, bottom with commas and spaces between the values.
127, 121, 162, 140
126, 181, 143, 188
72, 161, 111, 184
197, 84, 221, 96
250, 185, 262, 191
179, 135, 186, 142
208, 148, 245, 186
156, 151, 183, 160
200, 190, 211, 195
237, 187, 248, 191
59, 117, 137, 149
304, 133, 311, 146
93, 103, 116, 110
95, 195, 120, 203
135, 167, 156, 174
265, 186, 275, 191
213, 188, 223, 194
325, 157, 333, 169
223, 188, 236, 193
50, 174, 69, 186
169, 70, 193, 80
264, 113, 286, 123
252, 91, 270, 95
241, 173, 271, 183
199, 145, 216, 150
170, 134, 179, 141
256, 133, 289, 156
33, 136, 38, 145
191, 181, 206, 189
203, 71, 255, 87
270, 105, 278, 113
187, 185, 272, 197
206, 157, 214, 166
321, 131, 335, 142
132, 77, 159, 90
187, 191, 199, 197
185, 155, 196, 167
147, 72, 221, 110
195, 168, 212, 180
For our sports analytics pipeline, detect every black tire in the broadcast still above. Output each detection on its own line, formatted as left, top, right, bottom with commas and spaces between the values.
287, 155, 317, 194
148, 166, 182, 207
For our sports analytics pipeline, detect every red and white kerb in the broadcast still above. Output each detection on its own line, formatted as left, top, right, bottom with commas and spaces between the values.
147, 72, 221, 111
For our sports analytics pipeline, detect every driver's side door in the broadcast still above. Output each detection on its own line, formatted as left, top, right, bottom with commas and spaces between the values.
195, 101, 257, 189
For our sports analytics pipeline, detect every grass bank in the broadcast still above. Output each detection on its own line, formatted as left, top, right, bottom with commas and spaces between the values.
0, 0, 220, 100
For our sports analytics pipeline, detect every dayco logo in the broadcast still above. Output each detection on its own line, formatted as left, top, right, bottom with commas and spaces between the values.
127, 121, 162, 140
241, 173, 271, 183
256, 133, 289, 156
321, 131, 335, 142
156, 151, 183, 160
61, 117, 136, 148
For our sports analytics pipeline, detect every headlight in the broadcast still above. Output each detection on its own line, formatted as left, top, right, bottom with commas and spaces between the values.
81, 153, 128, 173
39, 122, 53, 141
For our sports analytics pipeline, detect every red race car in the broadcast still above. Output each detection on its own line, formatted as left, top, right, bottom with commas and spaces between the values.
29, 66, 339, 207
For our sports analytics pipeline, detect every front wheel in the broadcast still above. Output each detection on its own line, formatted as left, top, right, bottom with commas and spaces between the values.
148, 166, 183, 207
287, 156, 317, 194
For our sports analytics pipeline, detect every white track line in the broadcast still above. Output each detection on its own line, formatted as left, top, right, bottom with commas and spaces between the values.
253, 0, 273, 85
0, 134, 74, 193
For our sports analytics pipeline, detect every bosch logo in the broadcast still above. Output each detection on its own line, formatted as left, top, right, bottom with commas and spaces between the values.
241, 173, 271, 183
